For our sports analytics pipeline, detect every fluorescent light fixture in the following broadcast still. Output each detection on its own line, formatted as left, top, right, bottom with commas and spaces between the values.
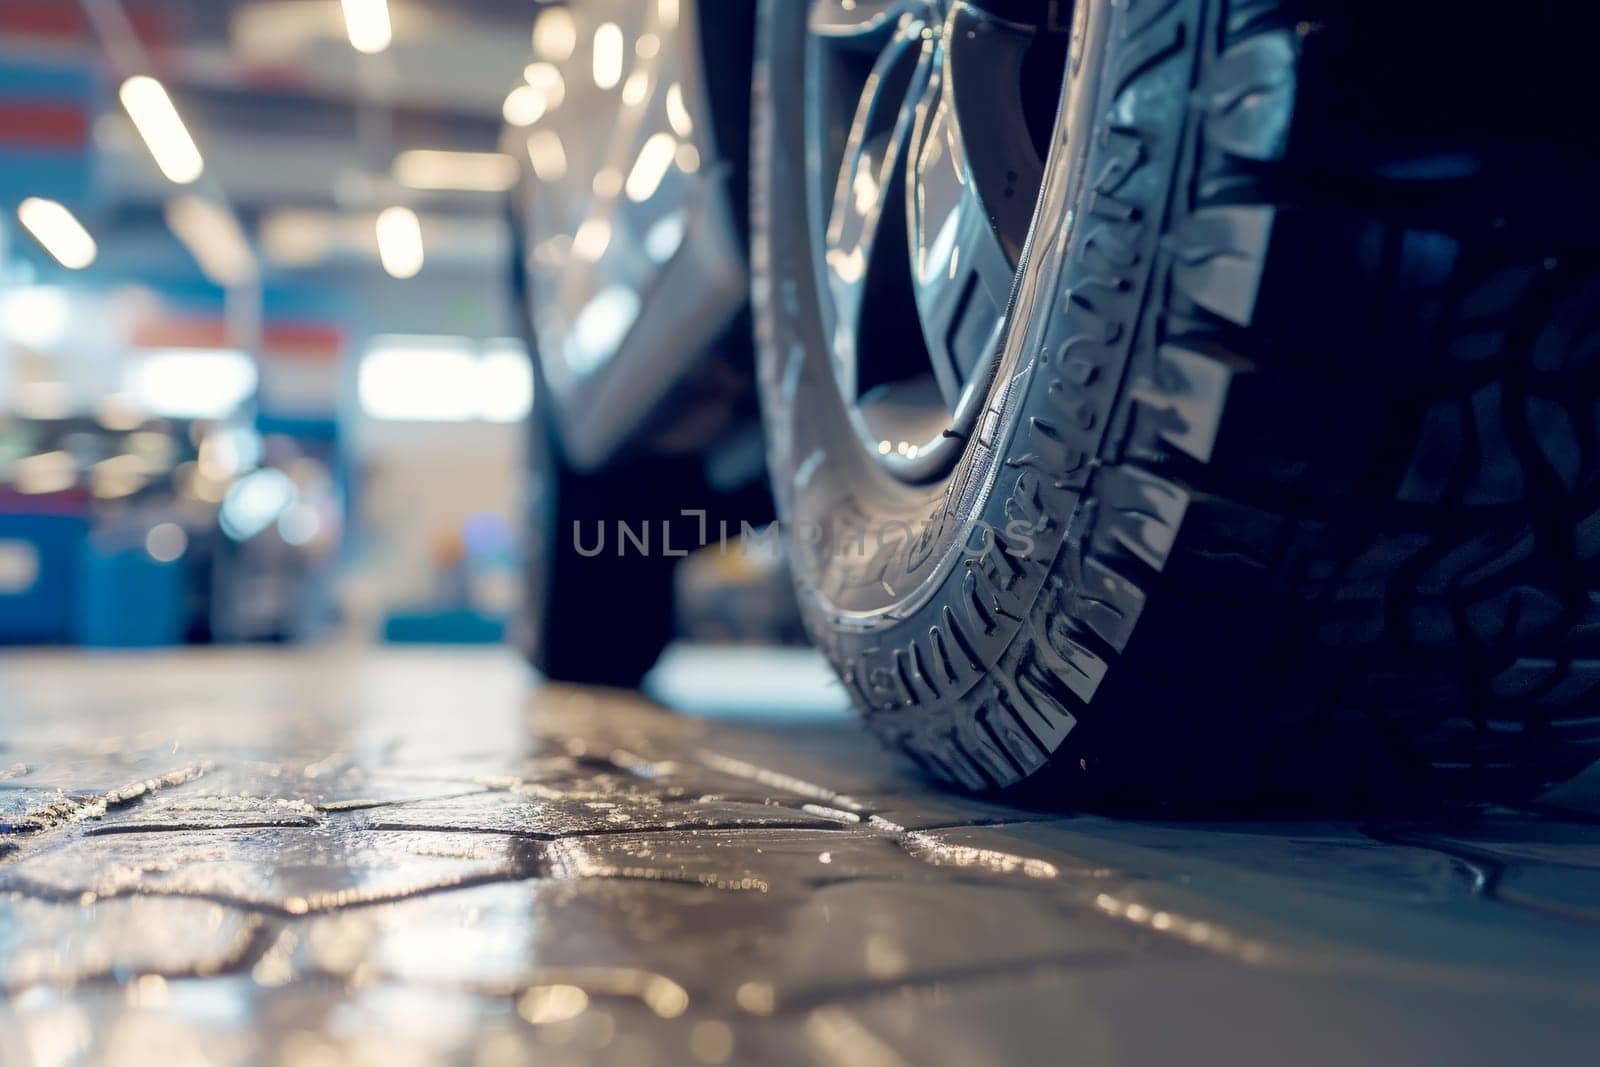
622, 69, 650, 106
359, 336, 534, 422
340, 0, 392, 54
626, 132, 678, 202
1, 285, 71, 348
532, 6, 576, 61
527, 130, 567, 182
503, 84, 545, 127
166, 195, 257, 288
666, 82, 693, 137
524, 62, 565, 110
359, 336, 480, 421
572, 217, 611, 262
506, 64, 564, 127
478, 341, 534, 423
375, 206, 424, 279
126, 349, 259, 419
16, 198, 97, 269
394, 149, 519, 193
593, 22, 623, 89
120, 76, 204, 185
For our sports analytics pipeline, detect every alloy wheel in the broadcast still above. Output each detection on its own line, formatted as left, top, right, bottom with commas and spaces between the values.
804, 0, 1071, 481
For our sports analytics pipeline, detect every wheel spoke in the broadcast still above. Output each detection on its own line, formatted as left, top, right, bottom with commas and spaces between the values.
907, 1, 1045, 408
820, 15, 936, 402
802, 0, 1068, 477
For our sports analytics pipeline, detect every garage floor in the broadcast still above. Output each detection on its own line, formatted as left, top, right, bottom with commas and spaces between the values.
2, 649, 1598, 1065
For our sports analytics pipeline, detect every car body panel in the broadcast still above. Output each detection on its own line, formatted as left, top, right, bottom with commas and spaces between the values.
505, 0, 747, 472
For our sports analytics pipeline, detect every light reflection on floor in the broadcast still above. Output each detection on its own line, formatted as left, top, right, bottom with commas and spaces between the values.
645, 644, 852, 721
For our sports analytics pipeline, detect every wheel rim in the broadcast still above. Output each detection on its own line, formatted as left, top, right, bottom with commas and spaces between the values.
805, 0, 1070, 482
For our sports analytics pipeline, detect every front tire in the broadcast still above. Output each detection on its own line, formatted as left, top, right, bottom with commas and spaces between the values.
754, 0, 1600, 808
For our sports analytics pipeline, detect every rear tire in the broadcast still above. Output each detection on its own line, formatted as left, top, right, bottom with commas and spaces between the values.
522, 411, 686, 689
754, 0, 1600, 808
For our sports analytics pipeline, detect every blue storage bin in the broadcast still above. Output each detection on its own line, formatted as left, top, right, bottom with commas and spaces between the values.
73, 541, 186, 648
0, 512, 89, 644
382, 608, 505, 645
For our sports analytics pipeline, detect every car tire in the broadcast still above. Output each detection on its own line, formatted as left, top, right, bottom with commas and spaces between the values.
521, 402, 690, 688
753, 0, 1600, 808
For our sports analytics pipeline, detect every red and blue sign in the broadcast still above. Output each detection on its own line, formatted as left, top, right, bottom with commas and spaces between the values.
0, 1, 111, 207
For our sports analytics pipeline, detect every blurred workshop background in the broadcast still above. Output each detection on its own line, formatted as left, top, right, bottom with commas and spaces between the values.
0, 0, 552, 651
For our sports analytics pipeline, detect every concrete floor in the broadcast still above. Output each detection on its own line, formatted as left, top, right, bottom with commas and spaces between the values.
1, 648, 1598, 1066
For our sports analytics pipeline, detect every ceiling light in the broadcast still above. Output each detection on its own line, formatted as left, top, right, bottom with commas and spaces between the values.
119, 76, 204, 184
593, 22, 623, 89
478, 341, 534, 423
622, 69, 650, 107
527, 130, 567, 183
625, 132, 677, 202
572, 217, 611, 262
1, 285, 71, 347
359, 336, 480, 421
394, 150, 519, 193
340, 0, 392, 54
375, 206, 424, 279
16, 198, 97, 269
126, 349, 259, 420
532, 6, 577, 61
503, 84, 545, 126
524, 62, 565, 110
666, 82, 693, 137
166, 195, 257, 288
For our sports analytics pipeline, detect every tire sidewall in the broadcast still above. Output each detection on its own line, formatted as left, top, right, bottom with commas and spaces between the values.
755, 0, 1188, 787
